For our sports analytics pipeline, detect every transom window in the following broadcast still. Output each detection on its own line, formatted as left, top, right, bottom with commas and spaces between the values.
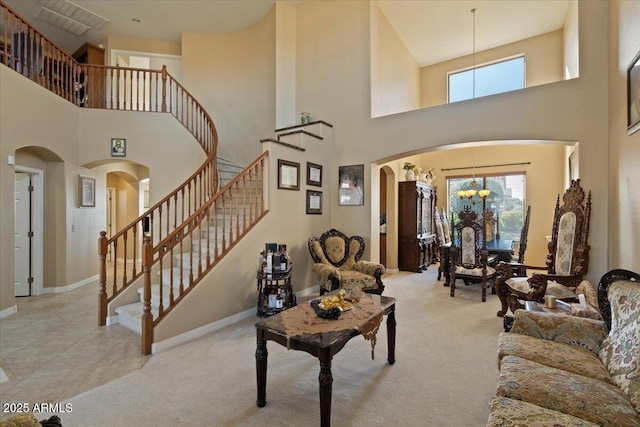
448, 56, 525, 103
446, 173, 526, 241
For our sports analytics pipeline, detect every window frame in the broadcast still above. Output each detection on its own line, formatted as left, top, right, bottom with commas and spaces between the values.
447, 54, 526, 103
445, 172, 527, 242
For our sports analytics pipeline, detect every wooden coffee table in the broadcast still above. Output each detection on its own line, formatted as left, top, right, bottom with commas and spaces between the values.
255, 294, 396, 427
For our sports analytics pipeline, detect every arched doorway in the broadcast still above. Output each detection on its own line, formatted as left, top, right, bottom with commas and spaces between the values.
14, 146, 64, 297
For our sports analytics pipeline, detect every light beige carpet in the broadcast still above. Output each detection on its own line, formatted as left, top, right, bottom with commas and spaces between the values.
36, 268, 504, 426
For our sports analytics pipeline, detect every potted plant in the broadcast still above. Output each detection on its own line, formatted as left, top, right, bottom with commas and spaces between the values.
403, 162, 416, 181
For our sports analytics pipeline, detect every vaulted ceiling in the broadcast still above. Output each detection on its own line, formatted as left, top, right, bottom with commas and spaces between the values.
3, 0, 569, 67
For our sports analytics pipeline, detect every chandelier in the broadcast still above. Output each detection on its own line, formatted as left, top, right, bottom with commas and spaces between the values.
457, 179, 490, 203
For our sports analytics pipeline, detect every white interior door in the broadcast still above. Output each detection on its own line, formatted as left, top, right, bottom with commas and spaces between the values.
14, 172, 31, 296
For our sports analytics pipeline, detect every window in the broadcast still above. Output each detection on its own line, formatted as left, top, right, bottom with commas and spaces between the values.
448, 56, 525, 103
446, 173, 526, 241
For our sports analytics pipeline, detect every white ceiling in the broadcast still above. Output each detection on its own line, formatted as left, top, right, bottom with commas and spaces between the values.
4, 0, 569, 66
3, 0, 278, 53
378, 0, 570, 67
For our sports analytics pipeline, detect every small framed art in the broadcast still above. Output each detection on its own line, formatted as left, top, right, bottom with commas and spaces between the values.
306, 162, 323, 187
278, 159, 300, 190
79, 175, 96, 207
111, 138, 126, 157
338, 164, 364, 206
306, 190, 322, 214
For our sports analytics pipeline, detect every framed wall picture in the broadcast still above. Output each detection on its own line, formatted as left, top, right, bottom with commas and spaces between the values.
277, 159, 300, 190
111, 138, 126, 157
79, 175, 96, 207
306, 190, 322, 214
338, 164, 364, 206
628, 49, 640, 135
306, 162, 323, 187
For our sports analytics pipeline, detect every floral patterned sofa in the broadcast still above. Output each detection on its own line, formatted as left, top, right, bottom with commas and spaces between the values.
487, 269, 640, 426
308, 228, 385, 295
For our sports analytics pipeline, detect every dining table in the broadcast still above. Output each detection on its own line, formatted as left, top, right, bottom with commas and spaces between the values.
440, 238, 514, 287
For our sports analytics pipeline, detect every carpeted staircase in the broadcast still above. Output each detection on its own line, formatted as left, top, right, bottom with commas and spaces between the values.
115, 156, 251, 334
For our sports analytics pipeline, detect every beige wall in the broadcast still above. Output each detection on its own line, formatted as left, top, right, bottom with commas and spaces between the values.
563, 0, 579, 79
275, 2, 297, 128
104, 36, 181, 57
421, 29, 564, 107
181, 7, 276, 167
608, 0, 640, 272
371, 3, 420, 117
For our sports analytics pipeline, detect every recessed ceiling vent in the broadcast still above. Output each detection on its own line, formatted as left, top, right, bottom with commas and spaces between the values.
35, 0, 110, 36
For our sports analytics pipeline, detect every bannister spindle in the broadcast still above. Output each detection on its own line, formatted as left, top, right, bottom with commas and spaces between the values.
122, 232, 128, 284
115, 65, 120, 110
235, 180, 240, 239
248, 169, 255, 223
161, 65, 167, 112
98, 231, 108, 326
141, 235, 153, 355
158, 248, 164, 315
213, 198, 220, 260
112, 241, 118, 295
132, 222, 138, 277
221, 194, 227, 252
243, 174, 248, 230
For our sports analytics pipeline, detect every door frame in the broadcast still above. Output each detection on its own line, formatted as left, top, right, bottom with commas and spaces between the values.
14, 165, 44, 296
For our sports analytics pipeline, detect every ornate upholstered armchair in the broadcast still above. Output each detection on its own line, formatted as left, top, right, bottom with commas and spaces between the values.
449, 206, 497, 302
495, 180, 592, 317
308, 229, 385, 295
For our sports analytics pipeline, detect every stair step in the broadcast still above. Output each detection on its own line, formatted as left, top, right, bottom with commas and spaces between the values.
137, 284, 184, 308
115, 302, 158, 335
158, 268, 196, 289
174, 252, 214, 270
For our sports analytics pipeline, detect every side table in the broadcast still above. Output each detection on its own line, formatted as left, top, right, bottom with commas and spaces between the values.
256, 264, 296, 317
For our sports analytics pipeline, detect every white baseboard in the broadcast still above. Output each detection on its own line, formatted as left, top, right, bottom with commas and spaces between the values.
152, 284, 321, 354
42, 275, 99, 294
152, 307, 256, 354
0, 305, 17, 319
106, 314, 119, 326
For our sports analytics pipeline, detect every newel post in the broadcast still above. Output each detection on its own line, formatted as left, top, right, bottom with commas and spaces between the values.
161, 65, 167, 113
98, 231, 108, 326
141, 235, 154, 355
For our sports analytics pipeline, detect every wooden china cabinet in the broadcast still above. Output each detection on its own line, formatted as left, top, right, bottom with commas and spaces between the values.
398, 181, 437, 272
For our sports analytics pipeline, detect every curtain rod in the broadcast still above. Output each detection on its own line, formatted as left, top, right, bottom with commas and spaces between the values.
440, 161, 531, 172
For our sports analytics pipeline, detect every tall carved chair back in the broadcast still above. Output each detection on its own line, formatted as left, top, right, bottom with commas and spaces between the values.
546, 180, 592, 279
478, 210, 497, 242
495, 180, 592, 317
441, 207, 451, 244
449, 206, 497, 302
434, 208, 450, 281
434, 208, 446, 246
513, 205, 531, 264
